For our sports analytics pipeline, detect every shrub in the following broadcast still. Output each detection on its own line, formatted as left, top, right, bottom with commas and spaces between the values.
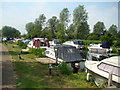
17, 40, 27, 49
114, 40, 120, 47
112, 47, 117, 53
29, 48, 45, 57
59, 62, 72, 75
118, 49, 120, 55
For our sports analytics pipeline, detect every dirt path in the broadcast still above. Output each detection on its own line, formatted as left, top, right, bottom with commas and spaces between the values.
0, 44, 16, 88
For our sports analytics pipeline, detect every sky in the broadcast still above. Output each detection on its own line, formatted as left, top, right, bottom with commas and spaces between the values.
0, 0, 119, 35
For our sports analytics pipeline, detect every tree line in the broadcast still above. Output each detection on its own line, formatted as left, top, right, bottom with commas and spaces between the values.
1, 5, 120, 44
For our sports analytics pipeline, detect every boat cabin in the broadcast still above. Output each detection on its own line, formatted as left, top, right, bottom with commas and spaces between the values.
27, 38, 50, 48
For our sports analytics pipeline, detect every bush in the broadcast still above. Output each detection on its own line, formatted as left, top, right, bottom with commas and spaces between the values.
29, 48, 45, 57
59, 62, 72, 75
112, 47, 117, 53
114, 40, 120, 47
17, 40, 27, 49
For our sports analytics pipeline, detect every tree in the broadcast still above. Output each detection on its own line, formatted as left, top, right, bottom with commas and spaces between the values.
47, 16, 58, 38
108, 24, 117, 36
66, 24, 75, 39
26, 22, 34, 33
116, 30, 120, 40
37, 14, 46, 28
25, 14, 46, 38
100, 32, 115, 46
93, 21, 106, 35
25, 22, 34, 38
59, 8, 70, 28
41, 28, 53, 40
2, 26, 21, 37
56, 23, 66, 42
73, 5, 89, 39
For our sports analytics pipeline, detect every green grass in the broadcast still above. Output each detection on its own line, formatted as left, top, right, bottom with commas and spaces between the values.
5, 43, 99, 88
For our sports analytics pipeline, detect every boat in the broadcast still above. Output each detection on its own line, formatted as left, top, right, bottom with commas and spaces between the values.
45, 45, 85, 72
63, 39, 84, 49
85, 56, 120, 87
27, 38, 50, 49
49, 39, 61, 46
88, 43, 112, 53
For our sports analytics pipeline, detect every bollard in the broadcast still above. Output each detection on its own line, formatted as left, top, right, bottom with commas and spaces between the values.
87, 73, 90, 81
108, 72, 112, 87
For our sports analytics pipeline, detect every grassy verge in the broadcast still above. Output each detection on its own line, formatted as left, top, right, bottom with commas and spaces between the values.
5, 43, 98, 88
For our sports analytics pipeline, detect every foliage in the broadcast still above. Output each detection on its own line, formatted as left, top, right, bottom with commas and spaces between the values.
73, 5, 89, 39
56, 23, 66, 42
59, 8, 70, 27
116, 31, 120, 40
25, 14, 46, 38
108, 24, 117, 36
17, 40, 27, 49
2, 26, 21, 37
59, 62, 72, 75
87, 33, 100, 40
66, 24, 75, 39
29, 48, 45, 57
47, 16, 58, 38
112, 47, 118, 53
93, 21, 106, 35
114, 40, 120, 47
100, 32, 115, 46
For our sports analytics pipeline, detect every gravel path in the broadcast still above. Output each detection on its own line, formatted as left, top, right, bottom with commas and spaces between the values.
1, 44, 16, 89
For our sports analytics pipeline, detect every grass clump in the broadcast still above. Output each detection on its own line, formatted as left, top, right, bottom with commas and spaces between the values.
59, 62, 72, 75
29, 48, 45, 58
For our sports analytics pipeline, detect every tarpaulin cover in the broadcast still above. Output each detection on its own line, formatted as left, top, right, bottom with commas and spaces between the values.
55, 45, 83, 63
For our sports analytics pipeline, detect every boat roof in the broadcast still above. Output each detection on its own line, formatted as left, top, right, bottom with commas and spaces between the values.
55, 45, 83, 62
101, 56, 120, 67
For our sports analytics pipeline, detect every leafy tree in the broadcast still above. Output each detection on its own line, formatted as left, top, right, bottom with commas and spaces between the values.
66, 24, 75, 39
2, 26, 21, 37
93, 21, 106, 35
37, 14, 46, 28
25, 22, 34, 38
56, 23, 66, 42
47, 16, 58, 38
73, 5, 89, 39
100, 32, 115, 46
116, 30, 120, 40
41, 28, 53, 40
87, 33, 100, 40
25, 14, 46, 38
108, 24, 117, 36
26, 22, 34, 33
59, 8, 70, 28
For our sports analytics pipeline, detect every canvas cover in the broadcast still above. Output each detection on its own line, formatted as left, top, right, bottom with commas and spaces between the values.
55, 45, 83, 63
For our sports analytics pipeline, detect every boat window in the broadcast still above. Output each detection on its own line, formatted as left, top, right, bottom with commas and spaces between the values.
73, 40, 84, 45
54, 40, 61, 44
98, 63, 120, 77
45, 51, 49, 54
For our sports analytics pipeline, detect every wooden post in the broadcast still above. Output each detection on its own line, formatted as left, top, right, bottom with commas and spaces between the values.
108, 72, 112, 87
